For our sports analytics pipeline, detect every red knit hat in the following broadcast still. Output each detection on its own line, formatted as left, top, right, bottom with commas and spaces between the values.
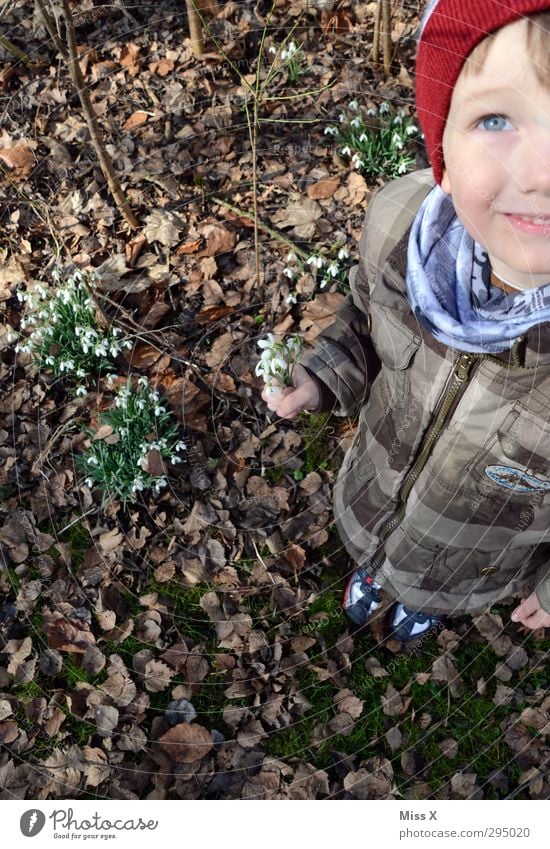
415, 0, 550, 184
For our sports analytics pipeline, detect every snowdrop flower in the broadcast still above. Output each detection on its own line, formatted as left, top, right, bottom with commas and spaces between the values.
306, 255, 324, 269
338, 113, 346, 123
106, 373, 117, 385
320, 278, 329, 289
137, 398, 146, 411
283, 267, 295, 279
327, 261, 339, 277
257, 333, 276, 350
76, 368, 87, 378
85, 478, 94, 488
109, 345, 120, 357
359, 133, 369, 143
76, 386, 88, 397
87, 456, 99, 465
154, 478, 168, 493
131, 478, 145, 494
286, 251, 297, 262
351, 154, 364, 169
324, 126, 338, 136
149, 391, 160, 402
398, 161, 410, 174
268, 45, 277, 55
350, 116, 361, 128
406, 124, 418, 136
379, 102, 391, 114
285, 292, 297, 305
366, 107, 377, 117
171, 455, 183, 464
138, 376, 149, 388
124, 340, 133, 350
175, 441, 187, 452
45, 355, 55, 366
392, 115, 403, 125
392, 133, 404, 150
348, 99, 359, 111
340, 145, 352, 156
338, 247, 349, 260
154, 405, 166, 416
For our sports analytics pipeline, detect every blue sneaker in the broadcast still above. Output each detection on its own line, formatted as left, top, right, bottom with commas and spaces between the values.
390, 602, 444, 642
343, 567, 382, 626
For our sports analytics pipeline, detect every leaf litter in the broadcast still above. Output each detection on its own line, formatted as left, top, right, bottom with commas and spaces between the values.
0, 1, 548, 802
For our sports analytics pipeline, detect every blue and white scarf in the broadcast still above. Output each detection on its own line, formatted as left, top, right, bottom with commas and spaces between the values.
406, 185, 550, 353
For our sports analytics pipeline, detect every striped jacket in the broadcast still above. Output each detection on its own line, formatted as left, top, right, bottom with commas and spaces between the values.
299, 169, 550, 616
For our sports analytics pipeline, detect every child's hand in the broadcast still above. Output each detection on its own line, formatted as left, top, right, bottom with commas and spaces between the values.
511, 592, 550, 630
261, 363, 321, 420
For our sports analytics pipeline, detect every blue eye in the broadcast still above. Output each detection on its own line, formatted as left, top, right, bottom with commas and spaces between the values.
478, 115, 513, 131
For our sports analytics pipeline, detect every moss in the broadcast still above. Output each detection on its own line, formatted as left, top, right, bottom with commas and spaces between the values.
144, 580, 216, 645
299, 412, 333, 474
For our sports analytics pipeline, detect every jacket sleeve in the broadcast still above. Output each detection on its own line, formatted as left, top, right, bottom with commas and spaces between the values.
534, 564, 550, 613
297, 225, 382, 419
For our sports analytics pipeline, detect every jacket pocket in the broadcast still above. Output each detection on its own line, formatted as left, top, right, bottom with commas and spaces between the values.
466, 402, 550, 506
370, 303, 421, 409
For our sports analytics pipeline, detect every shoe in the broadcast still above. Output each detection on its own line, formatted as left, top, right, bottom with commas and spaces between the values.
343, 567, 382, 626
389, 602, 444, 642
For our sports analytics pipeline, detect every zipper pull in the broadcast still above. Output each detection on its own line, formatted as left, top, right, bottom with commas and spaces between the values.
455, 353, 475, 381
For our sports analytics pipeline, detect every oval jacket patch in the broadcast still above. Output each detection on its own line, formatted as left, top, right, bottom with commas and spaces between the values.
484, 464, 550, 494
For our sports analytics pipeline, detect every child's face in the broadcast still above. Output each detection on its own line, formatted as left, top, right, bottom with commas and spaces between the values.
440, 18, 550, 289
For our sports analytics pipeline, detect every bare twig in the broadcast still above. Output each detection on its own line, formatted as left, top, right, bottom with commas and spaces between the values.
185, 0, 204, 56
212, 195, 310, 259
59, 0, 139, 230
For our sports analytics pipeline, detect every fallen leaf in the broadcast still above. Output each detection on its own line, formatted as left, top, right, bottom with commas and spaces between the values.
123, 111, 149, 131
158, 723, 213, 763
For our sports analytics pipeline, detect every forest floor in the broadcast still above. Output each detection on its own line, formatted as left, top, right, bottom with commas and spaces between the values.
0, 0, 548, 800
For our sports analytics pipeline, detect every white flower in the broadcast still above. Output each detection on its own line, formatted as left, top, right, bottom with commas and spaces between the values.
283, 267, 295, 279
379, 102, 391, 114
137, 399, 146, 410
406, 124, 418, 136
45, 355, 55, 366
286, 251, 297, 262
320, 278, 329, 289
154, 406, 166, 416
175, 441, 187, 452
338, 248, 349, 260
338, 112, 346, 123
324, 126, 338, 136
352, 155, 364, 169
154, 478, 168, 493
257, 333, 276, 350
124, 340, 132, 350
268, 45, 276, 54
340, 145, 352, 156
359, 132, 368, 143
392, 115, 403, 125
76, 386, 88, 397
171, 455, 183, 464
109, 345, 120, 357
85, 478, 94, 487
87, 456, 99, 465
76, 368, 86, 378
350, 116, 361, 128
131, 478, 145, 494
285, 293, 297, 305
138, 376, 149, 387
327, 261, 339, 277
306, 255, 324, 269
397, 161, 409, 174
366, 107, 377, 117
349, 99, 359, 111
270, 356, 288, 374
148, 391, 160, 402
106, 373, 117, 384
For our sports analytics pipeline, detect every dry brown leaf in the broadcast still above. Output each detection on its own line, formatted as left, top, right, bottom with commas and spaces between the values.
123, 111, 149, 131
158, 722, 213, 763
143, 659, 174, 692
196, 223, 236, 257
120, 43, 141, 75
472, 612, 512, 656
307, 176, 340, 200
99, 528, 123, 553
0, 140, 35, 178
272, 197, 323, 239
148, 58, 175, 76
381, 683, 405, 717
143, 209, 184, 247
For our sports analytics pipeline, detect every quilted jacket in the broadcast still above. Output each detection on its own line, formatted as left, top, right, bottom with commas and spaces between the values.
299, 168, 550, 616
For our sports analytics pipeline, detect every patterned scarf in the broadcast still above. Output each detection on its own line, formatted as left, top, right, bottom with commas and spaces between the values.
406, 185, 550, 353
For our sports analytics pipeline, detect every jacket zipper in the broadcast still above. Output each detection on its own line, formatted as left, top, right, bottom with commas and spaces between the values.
368, 352, 476, 576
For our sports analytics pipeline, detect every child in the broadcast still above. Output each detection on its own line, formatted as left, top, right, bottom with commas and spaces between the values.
262, 0, 550, 641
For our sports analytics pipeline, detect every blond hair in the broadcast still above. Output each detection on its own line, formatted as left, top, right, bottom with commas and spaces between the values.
462, 12, 550, 87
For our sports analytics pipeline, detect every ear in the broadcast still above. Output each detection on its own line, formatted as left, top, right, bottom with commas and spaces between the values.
440, 166, 451, 195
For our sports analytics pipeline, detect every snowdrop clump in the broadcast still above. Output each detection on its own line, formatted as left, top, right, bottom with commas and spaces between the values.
323, 100, 421, 180
269, 38, 305, 83
282, 246, 350, 298
79, 376, 187, 505
255, 333, 303, 395
14, 267, 132, 393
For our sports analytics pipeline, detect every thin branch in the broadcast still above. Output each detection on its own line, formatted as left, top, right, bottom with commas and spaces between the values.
212, 195, 309, 259
59, 0, 139, 230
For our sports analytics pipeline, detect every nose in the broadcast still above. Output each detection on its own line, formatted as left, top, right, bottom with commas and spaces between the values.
512, 127, 550, 197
